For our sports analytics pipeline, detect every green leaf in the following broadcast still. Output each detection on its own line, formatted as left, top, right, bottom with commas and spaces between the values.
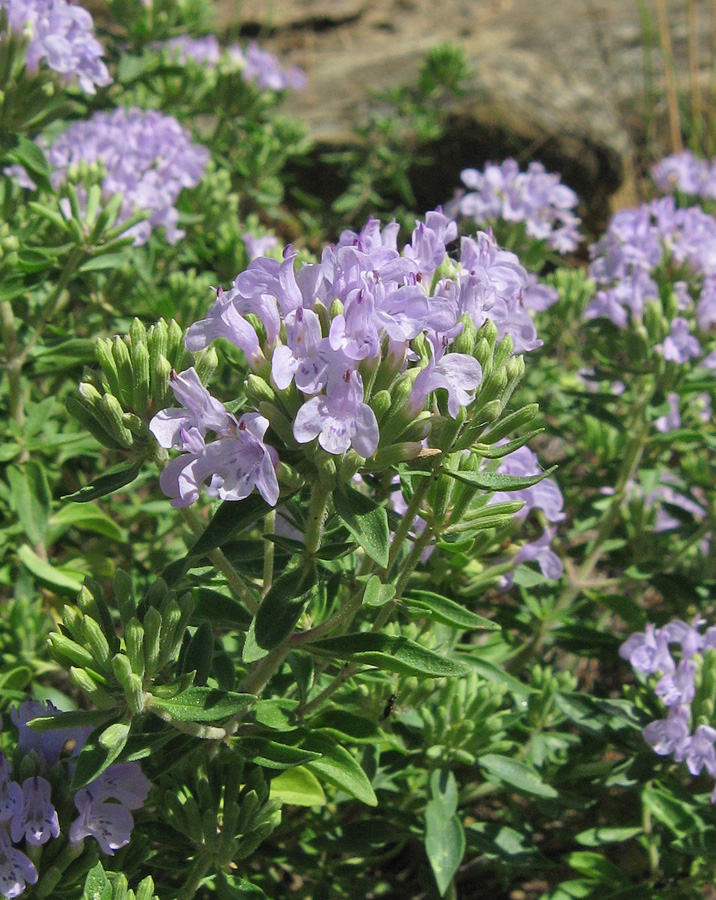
575, 827, 642, 847
27, 709, 113, 732
191, 588, 252, 629
17, 544, 84, 595
79, 250, 133, 273
311, 633, 470, 678
254, 566, 317, 650
7, 462, 51, 545
216, 873, 268, 900
479, 754, 558, 799
62, 463, 142, 503
313, 710, 380, 742
425, 774, 465, 897
242, 739, 321, 770
190, 495, 276, 559
446, 467, 557, 492
82, 863, 112, 900
0, 666, 31, 694
270, 766, 326, 806
334, 485, 390, 567
404, 590, 500, 630
363, 575, 395, 607
304, 735, 377, 806
72, 721, 130, 789
566, 851, 628, 884
642, 784, 705, 837
148, 687, 254, 723
49, 504, 125, 543
5, 137, 51, 191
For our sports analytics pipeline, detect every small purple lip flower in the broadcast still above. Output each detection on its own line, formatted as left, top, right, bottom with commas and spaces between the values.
10, 700, 72, 767
409, 336, 482, 418
643, 707, 691, 757
149, 367, 233, 450
654, 392, 681, 433
0, 827, 37, 899
238, 41, 307, 92
293, 367, 379, 458
10, 776, 59, 846
85, 763, 151, 810
69, 789, 134, 856
202, 414, 280, 506
184, 286, 262, 364
0, 757, 21, 824
272, 306, 330, 394
660, 317, 702, 364
619, 624, 675, 676
2, 0, 112, 95
654, 659, 696, 708
684, 725, 716, 777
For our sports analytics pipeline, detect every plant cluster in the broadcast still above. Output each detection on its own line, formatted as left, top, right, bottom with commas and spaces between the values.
3, 1, 716, 899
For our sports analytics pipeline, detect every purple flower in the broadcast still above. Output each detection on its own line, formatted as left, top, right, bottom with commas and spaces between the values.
69, 789, 134, 856
510, 526, 563, 581
10, 777, 59, 846
184, 286, 262, 363
294, 367, 379, 457
271, 306, 329, 393
7, 108, 208, 246
643, 707, 691, 757
150, 367, 233, 450
0, 758, 21, 825
660, 317, 701, 364
244, 233, 279, 261
86, 763, 151, 810
654, 659, 696, 708
619, 624, 674, 675
236, 41, 306, 91
654, 392, 680, 433
490, 444, 565, 523
160, 413, 280, 508
684, 725, 716, 777
454, 159, 581, 252
409, 336, 482, 418
10, 700, 79, 767
1, 0, 111, 94
153, 34, 221, 66
652, 151, 716, 200
0, 828, 37, 899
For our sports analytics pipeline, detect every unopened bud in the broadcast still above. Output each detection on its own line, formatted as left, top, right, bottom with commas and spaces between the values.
148, 319, 169, 362
68, 667, 115, 708
111, 654, 145, 714
125, 618, 146, 678
152, 355, 173, 409
81, 616, 112, 672
112, 336, 134, 408
99, 393, 134, 448
95, 338, 122, 398
131, 340, 151, 416
143, 607, 162, 675
493, 333, 513, 369
246, 374, 276, 404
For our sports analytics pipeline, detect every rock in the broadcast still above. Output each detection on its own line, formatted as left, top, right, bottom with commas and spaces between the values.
215, 0, 711, 226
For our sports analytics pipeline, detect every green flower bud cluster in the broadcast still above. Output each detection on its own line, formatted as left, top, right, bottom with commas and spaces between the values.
0, 221, 19, 270
158, 749, 281, 870
527, 664, 577, 726
404, 671, 509, 765
47, 572, 194, 717
70, 317, 217, 452
83, 869, 159, 900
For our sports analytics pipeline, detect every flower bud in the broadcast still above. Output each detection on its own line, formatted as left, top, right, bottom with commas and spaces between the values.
69, 666, 115, 709
81, 615, 112, 672
99, 393, 134, 447
48, 633, 96, 670
131, 340, 151, 416
143, 607, 162, 675
111, 654, 145, 714
167, 319, 185, 366
246, 374, 276, 405
493, 334, 514, 369
125, 618, 146, 678
194, 347, 219, 385
643, 299, 667, 345
153, 355, 173, 410
112, 336, 134, 409
114, 569, 136, 627
95, 337, 122, 398
148, 319, 169, 363
370, 389, 392, 423
452, 314, 478, 356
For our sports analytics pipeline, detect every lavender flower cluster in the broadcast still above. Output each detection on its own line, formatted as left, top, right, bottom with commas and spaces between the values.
652, 150, 716, 202
8, 108, 209, 246
0, 0, 111, 94
149, 210, 543, 509
586, 196, 716, 343
453, 159, 582, 254
621, 619, 716, 801
0, 701, 150, 897
154, 35, 307, 91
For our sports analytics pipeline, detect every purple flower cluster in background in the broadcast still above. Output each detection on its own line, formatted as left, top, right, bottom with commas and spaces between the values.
621, 619, 716, 801
453, 159, 582, 254
652, 150, 716, 201
153, 34, 306, 91
0, 701, 150, 896
7, 108, 209, 245
150, 210, 543, 508
0, 0, 111, 94
586, 196, 716, 344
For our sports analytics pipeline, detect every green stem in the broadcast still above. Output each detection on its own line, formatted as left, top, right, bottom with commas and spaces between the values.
506, 395, 652, 675
1, 300, 25, 433
180, 507, 258, 614
262, 508, 276, 597
304, 481, 330, 555
175, 854, 213, 900
383, 456, 442, 573
289, 589, 364, 647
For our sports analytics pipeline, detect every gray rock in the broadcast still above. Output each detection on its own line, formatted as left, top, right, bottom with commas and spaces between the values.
217, 0, 712, 223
